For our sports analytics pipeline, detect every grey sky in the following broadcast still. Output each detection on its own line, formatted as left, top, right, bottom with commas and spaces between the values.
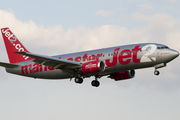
0, 0, 180, 120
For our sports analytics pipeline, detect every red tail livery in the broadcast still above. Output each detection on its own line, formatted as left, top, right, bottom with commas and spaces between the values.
1, 28, 33, 63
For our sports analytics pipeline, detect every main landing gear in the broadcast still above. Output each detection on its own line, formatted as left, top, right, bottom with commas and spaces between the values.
74, 75, 100, 87
91, 80, 100, 87
91, 76, 100, 87
74, 77, 83, 84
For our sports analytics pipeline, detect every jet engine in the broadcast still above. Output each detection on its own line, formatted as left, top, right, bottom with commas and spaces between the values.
109, 70, 135, 81
81, 60, 105, 75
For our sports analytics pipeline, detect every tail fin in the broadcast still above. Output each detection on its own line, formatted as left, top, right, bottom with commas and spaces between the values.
1, 27, 33, 63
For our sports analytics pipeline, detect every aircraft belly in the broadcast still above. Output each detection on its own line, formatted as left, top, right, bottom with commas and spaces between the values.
104, 61, 157, 74
6, 68, 71, 79
33, 70, 71, 79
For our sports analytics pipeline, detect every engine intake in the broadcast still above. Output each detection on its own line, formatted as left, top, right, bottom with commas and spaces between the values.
110, 70, 135, 81
82, 60, 105, 75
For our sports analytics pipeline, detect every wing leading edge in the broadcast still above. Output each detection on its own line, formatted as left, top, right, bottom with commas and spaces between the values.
16, 52, 81, 69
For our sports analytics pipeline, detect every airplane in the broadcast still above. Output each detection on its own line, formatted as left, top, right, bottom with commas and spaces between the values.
0, 27, 179, 87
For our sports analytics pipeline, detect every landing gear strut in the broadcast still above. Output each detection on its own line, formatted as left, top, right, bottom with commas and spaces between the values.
91, 76, 100, 87
154, 63, 166, 76
75, 77, 83, 84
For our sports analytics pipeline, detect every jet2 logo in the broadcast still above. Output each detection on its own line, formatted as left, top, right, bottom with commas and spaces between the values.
1, 28, 29, 60
105, 45, 141, 67
140, 44, 157, 62
1, 28, 17, 44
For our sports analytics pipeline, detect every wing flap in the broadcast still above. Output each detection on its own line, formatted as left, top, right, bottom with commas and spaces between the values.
0, 62, 19, 68
16, 52, 81, 69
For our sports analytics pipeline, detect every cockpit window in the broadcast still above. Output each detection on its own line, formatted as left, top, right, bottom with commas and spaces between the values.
157, 46, 169, 50
161, 47, 164, 49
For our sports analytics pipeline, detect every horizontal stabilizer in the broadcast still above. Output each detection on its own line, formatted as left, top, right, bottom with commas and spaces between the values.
0, 62, 19, 68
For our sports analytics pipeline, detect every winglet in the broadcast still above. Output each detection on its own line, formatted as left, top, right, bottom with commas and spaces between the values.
1, 28, 34, 63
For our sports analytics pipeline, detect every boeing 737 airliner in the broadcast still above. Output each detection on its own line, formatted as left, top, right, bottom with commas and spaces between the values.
0, 28, 179, 87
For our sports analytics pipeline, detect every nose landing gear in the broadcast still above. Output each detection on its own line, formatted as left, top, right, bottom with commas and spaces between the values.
154, 63, 166, 76
154, 70, 160, 76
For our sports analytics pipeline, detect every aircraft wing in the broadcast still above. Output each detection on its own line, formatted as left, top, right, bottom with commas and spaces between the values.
16, 52, 81, 69
0, 62, 19, 68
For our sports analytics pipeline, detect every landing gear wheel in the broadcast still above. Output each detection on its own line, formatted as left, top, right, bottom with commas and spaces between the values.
154, 70, 160, 76
91, 80, 100, 87
75, 77, 83, 84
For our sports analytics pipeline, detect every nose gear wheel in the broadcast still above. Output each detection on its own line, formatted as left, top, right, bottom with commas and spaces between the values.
154, 70, 160, 75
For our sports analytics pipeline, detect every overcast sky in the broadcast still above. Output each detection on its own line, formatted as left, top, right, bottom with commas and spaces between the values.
0, 0, 180, 120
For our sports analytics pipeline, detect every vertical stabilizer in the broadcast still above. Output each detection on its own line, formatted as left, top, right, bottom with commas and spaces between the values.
1, 27, 33, 63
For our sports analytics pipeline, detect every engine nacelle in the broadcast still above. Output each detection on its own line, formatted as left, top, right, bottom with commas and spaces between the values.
110, 70, 135, 81
82, 60, 105, 75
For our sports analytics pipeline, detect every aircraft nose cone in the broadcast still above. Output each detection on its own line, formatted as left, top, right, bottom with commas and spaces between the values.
171, 50, 179, 58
